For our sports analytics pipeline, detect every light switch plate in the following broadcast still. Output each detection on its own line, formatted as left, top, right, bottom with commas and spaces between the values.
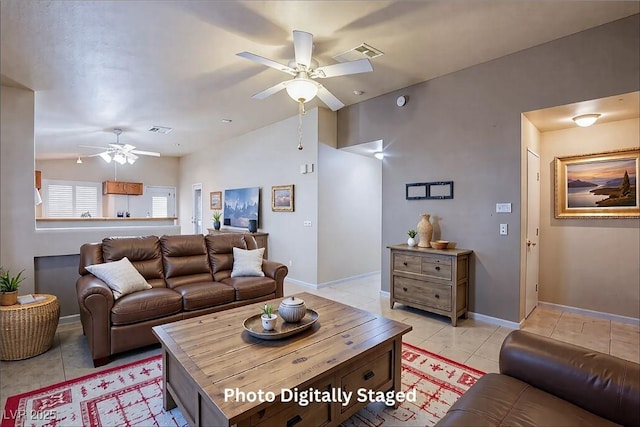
496, 203, 512, 213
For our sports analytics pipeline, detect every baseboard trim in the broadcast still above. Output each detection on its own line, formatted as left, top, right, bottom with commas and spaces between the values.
285, 271, 380, 290
467, 311, 522, 330
379, 290, 390, 298
59, 314, 80, 324
538, 301, 640, 326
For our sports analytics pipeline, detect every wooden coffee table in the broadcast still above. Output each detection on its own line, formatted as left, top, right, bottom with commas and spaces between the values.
152, 292, 412, 427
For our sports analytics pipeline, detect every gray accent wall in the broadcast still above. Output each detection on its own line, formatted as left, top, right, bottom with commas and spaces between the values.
337, 15, 640, 322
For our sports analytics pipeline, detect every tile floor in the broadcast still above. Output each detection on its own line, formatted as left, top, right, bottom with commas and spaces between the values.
1, 274, 638, 411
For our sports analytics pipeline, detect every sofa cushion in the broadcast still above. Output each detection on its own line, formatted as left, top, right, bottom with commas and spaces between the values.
437, 373, 619, 427
231, 247, 265, 277
101, 236, 165, 287
205, 234, 248, 280
161, 235, 213, 288
85, 257, 152, 299
111, 288, 183, 325
222, 276, 276, 300
173, 282, 236, 311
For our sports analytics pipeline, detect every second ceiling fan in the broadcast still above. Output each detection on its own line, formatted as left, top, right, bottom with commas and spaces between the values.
237, 30, 374, 111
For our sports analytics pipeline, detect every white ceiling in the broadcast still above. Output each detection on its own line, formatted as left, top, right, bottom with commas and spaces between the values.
1, 1, 638, 160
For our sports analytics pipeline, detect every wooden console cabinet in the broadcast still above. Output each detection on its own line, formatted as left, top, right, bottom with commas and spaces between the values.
388, 244, 472, 326
208, 229, 268, 259
102, 180, 143, 195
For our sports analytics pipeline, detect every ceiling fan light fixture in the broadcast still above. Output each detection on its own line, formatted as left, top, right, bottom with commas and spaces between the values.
374, 151, 384, 160
572, 113, 601, 127
286, 78, 318, 103
99, 152, 112, 163
113, 153, 127, 165
127, 157, 136, 165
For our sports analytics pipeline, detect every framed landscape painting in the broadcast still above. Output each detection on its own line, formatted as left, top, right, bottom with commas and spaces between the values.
272, 185, 294, 212
554, 147, 639, 218
210, 191, 222, 210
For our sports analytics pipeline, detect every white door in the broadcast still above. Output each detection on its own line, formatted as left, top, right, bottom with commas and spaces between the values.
192, 184, 202, 234
525, 149, 540, 317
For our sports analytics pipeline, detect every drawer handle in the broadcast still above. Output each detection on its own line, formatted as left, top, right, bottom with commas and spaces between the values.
435, 294, 440, 299
364, 370, 375, 380
403, 261, 408, 266
287, 415, 303, 427
435, 266, 441, 271
403, 287, 408, 292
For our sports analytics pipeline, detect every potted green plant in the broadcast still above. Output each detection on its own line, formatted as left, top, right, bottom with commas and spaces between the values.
0, 267, 25, 306
260, 304, 278, 331
212, 210, 222, 230
407, 230, 417, 247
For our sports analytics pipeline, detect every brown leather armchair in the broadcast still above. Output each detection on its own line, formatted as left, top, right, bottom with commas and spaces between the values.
436, 330, 640, 426
76, 233, 287, 366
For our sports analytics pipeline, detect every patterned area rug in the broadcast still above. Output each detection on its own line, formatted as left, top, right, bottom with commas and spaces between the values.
2, 343, 484, 427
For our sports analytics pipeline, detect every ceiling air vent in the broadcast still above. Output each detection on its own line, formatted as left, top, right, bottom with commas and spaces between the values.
148, 126, 173, 134
333, 43, 384, 63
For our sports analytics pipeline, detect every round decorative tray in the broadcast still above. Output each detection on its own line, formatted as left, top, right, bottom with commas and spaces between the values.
242, 309, 319, 340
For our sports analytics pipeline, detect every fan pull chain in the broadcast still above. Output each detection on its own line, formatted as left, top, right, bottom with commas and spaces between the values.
297, 100, 305, 150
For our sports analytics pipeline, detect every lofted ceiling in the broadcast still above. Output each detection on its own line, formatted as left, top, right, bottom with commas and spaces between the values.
1, 1, 638, 160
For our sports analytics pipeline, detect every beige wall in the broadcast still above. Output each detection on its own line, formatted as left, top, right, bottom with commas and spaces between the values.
539, 118, 640, 318
337, 15, 640, 322
179, 107, 382, 286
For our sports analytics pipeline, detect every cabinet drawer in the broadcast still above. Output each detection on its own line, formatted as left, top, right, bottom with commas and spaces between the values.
394, 276, 452, 311
393, 254, 421, 274
250, 380, 332, 426
421, 259, 452, 280
340, 348, 392, 412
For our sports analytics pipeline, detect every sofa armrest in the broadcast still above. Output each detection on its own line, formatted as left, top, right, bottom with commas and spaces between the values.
500, 330, 640, 427
76, 275, 115, 366
261, 260, 288, 298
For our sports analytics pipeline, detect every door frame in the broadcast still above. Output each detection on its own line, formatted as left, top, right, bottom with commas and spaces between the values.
524, 149, 540, 317
192, 183, 203, 234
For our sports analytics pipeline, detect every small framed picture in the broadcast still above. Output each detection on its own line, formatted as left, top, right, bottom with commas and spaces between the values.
210, 191, 222, 210
272, 185, 294, 212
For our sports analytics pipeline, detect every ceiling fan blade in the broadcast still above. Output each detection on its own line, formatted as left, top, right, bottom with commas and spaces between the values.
236, 52, 296, 75
130, 149, 160, 157
87, 152, 108, 157
313, 58, 373, 78
78, 144, 108, 150
125, 152, 139, 160
316, 85, 345, 111
293, 30, 313, 69
122, 144, 136, 152
252, 80, 289, 100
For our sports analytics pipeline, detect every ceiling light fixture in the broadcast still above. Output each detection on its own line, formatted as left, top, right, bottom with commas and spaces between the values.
572, 113, 601, 127
374, 151, 384, 160
76, 156, 82, 164
113, 152, 127, 165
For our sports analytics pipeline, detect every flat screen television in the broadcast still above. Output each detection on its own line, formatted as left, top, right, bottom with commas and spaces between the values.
223, 187, 259, 228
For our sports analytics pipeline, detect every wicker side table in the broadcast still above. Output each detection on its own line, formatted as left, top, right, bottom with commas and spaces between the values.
0, 294, 60, 360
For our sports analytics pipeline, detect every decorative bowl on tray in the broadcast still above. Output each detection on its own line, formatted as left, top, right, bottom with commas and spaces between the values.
430, 240, 449, 249
243, 309, 319, 340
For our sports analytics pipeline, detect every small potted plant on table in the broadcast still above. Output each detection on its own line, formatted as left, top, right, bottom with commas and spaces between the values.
407, 230, 417, 247
0, 267, 25, 306
261, 304, 278, 331
212, 210, 222, 230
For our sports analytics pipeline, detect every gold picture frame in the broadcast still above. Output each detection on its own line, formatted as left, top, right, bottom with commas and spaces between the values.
271, 185, 294, 212
210, 191, 222, 210
554, 147, 639, 219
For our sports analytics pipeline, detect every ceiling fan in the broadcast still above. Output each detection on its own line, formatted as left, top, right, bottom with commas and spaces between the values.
237, 30, 374, 111
80, 129, 160, 165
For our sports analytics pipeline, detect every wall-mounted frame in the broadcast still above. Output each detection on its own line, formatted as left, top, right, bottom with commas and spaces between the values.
210, 191, 222, 210
555, 147, 639, 219
272, 184, 294, 212
406, 181, 454, 200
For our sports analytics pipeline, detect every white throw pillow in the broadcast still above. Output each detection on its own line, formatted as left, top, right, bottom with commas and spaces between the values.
231, 247, 265, 277
85, 257, 152, 299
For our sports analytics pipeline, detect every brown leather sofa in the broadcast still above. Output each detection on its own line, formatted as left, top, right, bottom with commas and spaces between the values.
76, 233, 288, 367
436, 330, 639, 427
